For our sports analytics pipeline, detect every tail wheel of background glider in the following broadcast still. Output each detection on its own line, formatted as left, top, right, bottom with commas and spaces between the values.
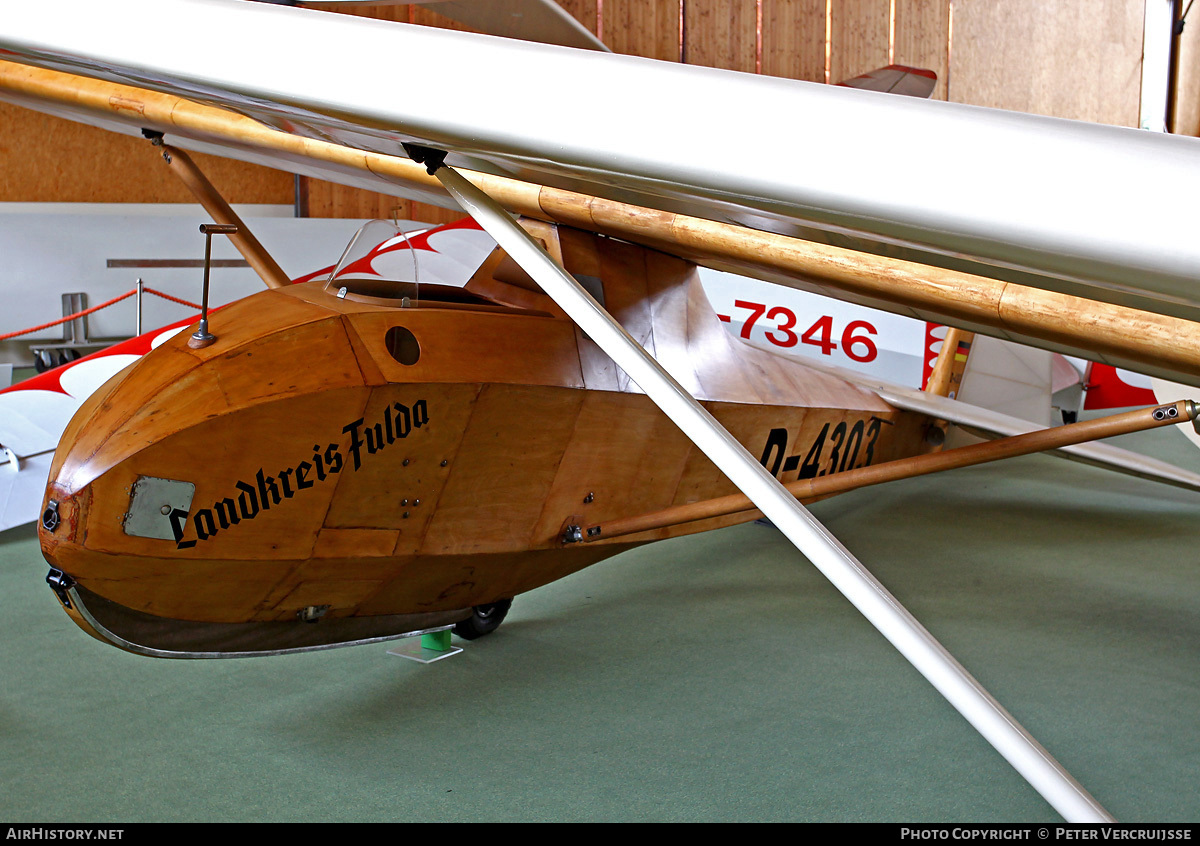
33, 349, 81, 373
453, 599, 513, 640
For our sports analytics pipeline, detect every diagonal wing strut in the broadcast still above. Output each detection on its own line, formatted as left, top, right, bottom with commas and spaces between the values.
430, 157, 1113, 823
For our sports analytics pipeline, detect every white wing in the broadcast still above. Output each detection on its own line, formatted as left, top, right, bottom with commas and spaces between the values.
3, 0, 1198, 323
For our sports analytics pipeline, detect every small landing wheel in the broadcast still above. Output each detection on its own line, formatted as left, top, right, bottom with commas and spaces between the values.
55, 349, 81, 367
453, 599, 513, 640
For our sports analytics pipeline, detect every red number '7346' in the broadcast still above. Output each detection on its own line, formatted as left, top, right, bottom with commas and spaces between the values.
732, 300, 878, 363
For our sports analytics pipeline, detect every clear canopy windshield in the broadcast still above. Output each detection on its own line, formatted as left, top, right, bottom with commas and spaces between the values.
324, 220, 421, 306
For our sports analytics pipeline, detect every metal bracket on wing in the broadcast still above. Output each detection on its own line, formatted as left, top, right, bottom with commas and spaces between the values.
430, 159, 1113, 824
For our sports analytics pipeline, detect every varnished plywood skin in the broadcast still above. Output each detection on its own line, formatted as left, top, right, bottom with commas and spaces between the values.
40, 223, 930, 654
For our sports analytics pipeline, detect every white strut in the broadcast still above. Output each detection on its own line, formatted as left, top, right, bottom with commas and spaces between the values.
434, 161, 1114, 823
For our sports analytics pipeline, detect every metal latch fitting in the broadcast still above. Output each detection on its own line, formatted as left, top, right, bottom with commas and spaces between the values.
46, 568, 75, 609
41, 500, 60, 533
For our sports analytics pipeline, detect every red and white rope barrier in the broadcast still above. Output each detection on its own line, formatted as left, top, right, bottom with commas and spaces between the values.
0, 287, 203, 341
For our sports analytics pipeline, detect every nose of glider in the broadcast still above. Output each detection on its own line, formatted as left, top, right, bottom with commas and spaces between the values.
33, 285, 384, 638
34, 326, 219, 596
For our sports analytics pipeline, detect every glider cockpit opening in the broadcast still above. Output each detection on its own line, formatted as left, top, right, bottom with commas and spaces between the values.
323, 219, 495, 309
326, 219, 421, 305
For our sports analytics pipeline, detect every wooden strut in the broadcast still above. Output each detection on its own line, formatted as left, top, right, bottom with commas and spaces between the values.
925, 327, 976, 399
575, 400, 1200, 543
1, 60, 1199, 379
922, 326, 977, 443
156, 143, 291, 290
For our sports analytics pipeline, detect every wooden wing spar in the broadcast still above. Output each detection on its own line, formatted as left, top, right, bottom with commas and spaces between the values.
1, 56, 1199, 385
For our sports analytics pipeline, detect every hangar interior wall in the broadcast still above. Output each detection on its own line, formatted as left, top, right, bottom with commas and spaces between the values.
0, 0, 1185, 219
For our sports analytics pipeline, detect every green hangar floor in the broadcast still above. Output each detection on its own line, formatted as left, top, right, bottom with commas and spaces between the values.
1, 418, 1198, 822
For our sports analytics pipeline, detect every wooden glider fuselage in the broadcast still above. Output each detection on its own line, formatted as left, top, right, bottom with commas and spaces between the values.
37, 221, 933, 656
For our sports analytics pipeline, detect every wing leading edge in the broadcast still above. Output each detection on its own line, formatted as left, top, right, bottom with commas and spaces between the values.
4, 0, 1200, 326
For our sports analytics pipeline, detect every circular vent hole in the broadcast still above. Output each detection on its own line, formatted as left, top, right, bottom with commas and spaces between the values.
385, 326, 421, 365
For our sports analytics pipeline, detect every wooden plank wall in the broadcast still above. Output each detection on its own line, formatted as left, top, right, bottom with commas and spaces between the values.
0, 105, 294, 205
0, 0, 1173, 218
761, 0, 826, 83
1174, 6, 1200, 136
949, 0, 1144, 126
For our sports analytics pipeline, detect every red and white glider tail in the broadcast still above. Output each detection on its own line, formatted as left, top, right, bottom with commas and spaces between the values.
837, 64, 938, 98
